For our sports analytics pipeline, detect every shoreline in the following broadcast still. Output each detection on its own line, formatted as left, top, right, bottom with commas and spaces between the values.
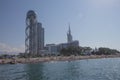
0, 55, 120, 64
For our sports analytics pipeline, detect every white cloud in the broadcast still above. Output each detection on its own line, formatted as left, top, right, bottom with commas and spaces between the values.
0, 43, 25, 54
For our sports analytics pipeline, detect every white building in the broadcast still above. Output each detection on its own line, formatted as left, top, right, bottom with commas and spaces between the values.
45, 44, 59, 55
44, 24, 79, 55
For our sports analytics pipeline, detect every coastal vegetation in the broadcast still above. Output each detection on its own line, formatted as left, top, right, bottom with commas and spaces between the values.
60, 46, 120, 56
92, 47, 120, 55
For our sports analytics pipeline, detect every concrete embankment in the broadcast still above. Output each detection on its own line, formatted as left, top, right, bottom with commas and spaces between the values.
0, 55, 120, 64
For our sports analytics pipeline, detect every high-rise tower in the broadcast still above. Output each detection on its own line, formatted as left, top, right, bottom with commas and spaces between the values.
25, 10, 44, 55
37, 22, 44, 54
67, 24, 73, 43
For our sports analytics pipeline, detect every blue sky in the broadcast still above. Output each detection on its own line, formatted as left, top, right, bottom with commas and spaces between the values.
0, 0, 120, 53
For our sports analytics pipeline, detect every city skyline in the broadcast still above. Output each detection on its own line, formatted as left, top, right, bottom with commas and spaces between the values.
0, 0, 120, 54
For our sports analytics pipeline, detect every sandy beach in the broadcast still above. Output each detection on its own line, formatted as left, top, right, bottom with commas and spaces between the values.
0, 55, 120, 64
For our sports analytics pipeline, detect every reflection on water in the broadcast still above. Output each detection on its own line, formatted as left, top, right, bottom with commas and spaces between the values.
0, 58, 120, 80
25, 63, 44, 80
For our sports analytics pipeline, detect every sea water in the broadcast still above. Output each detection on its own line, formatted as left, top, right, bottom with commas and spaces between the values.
0, 58, 120, 80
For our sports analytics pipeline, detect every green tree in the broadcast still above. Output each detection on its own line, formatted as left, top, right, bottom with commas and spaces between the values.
60, 46, 83, 56
92, 47, 120, 55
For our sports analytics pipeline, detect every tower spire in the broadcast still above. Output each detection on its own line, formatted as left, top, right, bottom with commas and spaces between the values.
68, 23, 71, 34
67, 23, 73, 43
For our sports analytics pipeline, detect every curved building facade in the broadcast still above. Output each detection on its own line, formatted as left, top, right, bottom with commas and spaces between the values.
25, 10, 44, 55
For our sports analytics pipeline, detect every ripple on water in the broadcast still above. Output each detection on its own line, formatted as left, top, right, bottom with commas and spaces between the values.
1, 58, 120, 80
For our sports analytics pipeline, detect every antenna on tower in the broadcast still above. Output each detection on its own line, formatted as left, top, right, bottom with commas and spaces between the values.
68, 22, 71, 34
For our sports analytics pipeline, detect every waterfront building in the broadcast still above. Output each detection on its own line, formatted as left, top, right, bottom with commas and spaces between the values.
37, 23, 44, 54
25, 10, 44, 55
45, 44, 58, 55
57, 25, 79, 52
57, 40, 79, 52
45, 24, 79, 54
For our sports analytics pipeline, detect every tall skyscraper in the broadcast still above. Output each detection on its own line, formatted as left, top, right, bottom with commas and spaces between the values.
25, 10, 44, 55
67, 24, 73, 43
37, 22, 44, 54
